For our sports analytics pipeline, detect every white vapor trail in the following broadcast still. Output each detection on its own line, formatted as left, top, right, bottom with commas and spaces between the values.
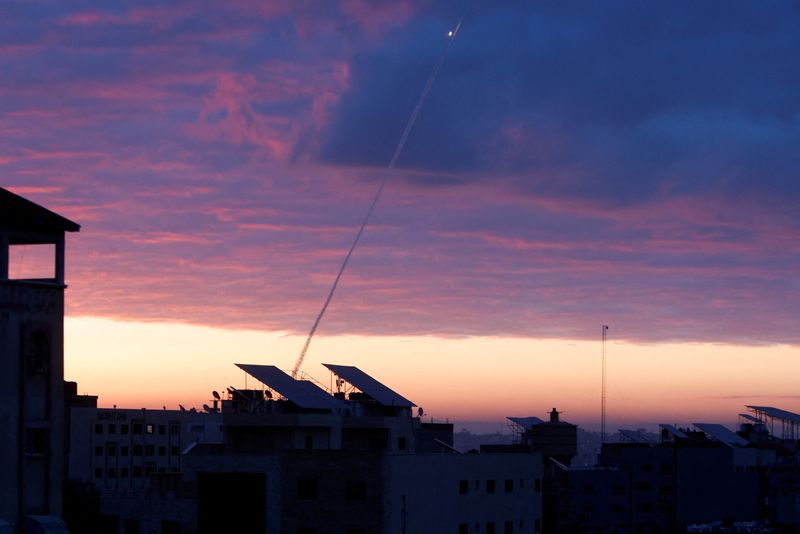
292, 19, 464, 377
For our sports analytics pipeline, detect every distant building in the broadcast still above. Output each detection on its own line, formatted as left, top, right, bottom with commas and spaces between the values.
556, 422, 776, 533
0, 187, 79, 532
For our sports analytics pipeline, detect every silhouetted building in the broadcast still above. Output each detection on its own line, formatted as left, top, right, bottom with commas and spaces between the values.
71, 363, 543, 533
0, 187, 79, 532
65, 402, 222, 533
556, 422, 776, 533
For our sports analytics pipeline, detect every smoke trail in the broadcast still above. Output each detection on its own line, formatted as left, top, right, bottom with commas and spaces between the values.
292, 20, 464, 377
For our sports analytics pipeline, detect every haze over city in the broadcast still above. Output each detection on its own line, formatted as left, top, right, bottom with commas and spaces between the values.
4, 1, 800, 429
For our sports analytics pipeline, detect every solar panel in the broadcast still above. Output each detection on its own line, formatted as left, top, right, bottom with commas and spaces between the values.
693, 423, 748, 447
738, 413, 760, 423
746, 406, 800, 424
659, 424, 688, 439
507, 416, 544, 430
236, 364, 344, 411
619, 429, 652, 443
322, 363, 415, 407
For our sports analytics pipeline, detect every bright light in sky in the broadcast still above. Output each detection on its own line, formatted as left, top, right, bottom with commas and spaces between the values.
65, 316, 800, 431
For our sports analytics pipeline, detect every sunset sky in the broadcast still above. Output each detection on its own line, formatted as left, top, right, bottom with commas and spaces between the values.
4, 1, 800, 431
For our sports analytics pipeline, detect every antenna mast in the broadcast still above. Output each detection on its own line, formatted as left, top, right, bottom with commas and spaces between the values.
601, 325, 609, 442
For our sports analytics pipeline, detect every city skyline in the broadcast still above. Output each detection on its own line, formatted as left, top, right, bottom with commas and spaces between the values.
4, 2, 800, 426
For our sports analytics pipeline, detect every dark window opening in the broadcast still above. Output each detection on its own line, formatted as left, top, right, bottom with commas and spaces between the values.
504, 479, 513, 493
486, 479, 496, 494
345, 480, 367, 501
398, 437, 407, 451
504, 520, 513, 534
25, 428, 49, 455
95, 424, 103, 434
459, 480, 469, 494
297, 479, 318, 500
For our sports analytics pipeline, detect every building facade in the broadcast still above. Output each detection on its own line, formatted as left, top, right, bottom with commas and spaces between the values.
0, 187, 79, 532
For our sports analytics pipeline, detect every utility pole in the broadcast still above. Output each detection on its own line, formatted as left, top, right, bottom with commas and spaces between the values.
601, 325, 609, 443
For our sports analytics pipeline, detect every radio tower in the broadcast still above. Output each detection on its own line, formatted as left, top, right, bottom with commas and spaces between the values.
601, 325, 609, 443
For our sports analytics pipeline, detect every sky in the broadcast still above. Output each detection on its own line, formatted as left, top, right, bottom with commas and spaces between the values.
3, 1, 800, 429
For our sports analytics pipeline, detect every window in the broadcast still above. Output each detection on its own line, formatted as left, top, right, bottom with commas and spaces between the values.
519, 479, 524, 488
486, 522, 495, 534
305, 435, 313, 450
121, 468, 129, 478
641, 463, 653, 471
95, 424, 103, 434
145, 445, 154, 456
133, 445, 142, 456
486, 480, 495, 494
107, 444, 117, 456
635, 481, 652, 492
108, 424, 116, 435
612, 484, 625, 495
108, 468, 117, 479
159, 425, 166, 435
398, 437, 407, 451
121, 446, 129, 457
145, 463, 156, 475
297, 479, 317, 500
145, 424, 154, 435
660, 463, 672, 474
158, 446, 166, 456
170, 446, 178, 456
169, 424, 180, 436
534, 479, 541, 493
459, 480, 469, 494
132, 423, 143, 435
612, 505, 625, 513
95, 446, 103, 456
504, 479, 513, 493
25, 428, 48, 454
583, 484, 595, 494
132, 466, 142, 477
121, 424, 129, 435
534, 519, 541, 533
636, 501, 653, 513
345, 480, 367, 501
459, 525, 468, 534
24, 330, 50, 374
94, 468, 103, 478
504, 520, 513, 534
475, 480, 480, 490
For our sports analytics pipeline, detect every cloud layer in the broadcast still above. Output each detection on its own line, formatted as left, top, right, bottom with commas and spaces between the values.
3, 0, 799, 344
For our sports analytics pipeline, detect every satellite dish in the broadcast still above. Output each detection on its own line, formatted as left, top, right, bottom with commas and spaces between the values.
203, 404, 212, 413
264, 390, 273, 399
179, 404, 186, 412
418, 407, 424, 417
212, 390, 221, 400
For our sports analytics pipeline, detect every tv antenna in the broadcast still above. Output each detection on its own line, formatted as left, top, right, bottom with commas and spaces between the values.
601, 325, 609, 442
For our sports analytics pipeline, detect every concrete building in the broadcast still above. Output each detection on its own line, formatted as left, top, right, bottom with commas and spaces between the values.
72, 362, 543, 533
0, 187, 79, 532
64, 392, 222, 534
556, 422, 776, 533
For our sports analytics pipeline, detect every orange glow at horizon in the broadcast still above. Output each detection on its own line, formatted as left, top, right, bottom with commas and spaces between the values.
65, 316, 800, 431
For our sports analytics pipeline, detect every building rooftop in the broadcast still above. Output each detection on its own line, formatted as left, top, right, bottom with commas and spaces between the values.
0, 187, 80, 235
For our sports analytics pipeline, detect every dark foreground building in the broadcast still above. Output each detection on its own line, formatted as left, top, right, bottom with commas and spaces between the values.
0, 188, 79, 532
